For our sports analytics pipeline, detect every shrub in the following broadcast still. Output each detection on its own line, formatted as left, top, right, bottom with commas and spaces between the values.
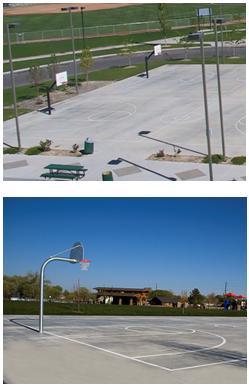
155, 149, 165, 158
3, 147, 19, 154
25, 146, 43, 155
202, 154, 225, 164
39, 139, 52, 152
72, 144, 79, 153
231, 156, 246, 165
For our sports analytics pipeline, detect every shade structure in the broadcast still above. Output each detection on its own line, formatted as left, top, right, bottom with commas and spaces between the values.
237, 295, 247, 299
224, 292, 237, 297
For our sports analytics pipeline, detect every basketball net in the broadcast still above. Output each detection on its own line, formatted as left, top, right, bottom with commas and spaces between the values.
80, 259, 91, 271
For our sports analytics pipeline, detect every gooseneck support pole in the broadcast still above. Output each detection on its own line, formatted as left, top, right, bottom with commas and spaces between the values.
46, 80, 56, 115
145, 50, 155, 78
39, 257, 77, 333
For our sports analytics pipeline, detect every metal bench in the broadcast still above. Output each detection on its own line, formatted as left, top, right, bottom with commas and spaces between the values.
40, 173, 78, 180
41, 164, 88, 180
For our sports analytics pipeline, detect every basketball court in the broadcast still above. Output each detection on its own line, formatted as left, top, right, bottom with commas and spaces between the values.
3, 64, 246, 181
3, 315, 246, 383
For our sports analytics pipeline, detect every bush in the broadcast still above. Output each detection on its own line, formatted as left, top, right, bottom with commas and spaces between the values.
72, 144, 79, 153
231, 156, 246, 165
3, 147, 19, 154
202, 154, 225, 164
39, 139, 52, 152
25, 146, 43, 155
155, 149, 165, 158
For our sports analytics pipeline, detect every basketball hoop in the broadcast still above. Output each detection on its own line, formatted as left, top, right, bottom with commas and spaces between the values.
80, 259, 91, 271
56, 71, 68, 87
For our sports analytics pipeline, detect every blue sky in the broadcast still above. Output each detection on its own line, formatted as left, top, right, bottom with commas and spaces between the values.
3, 197, 246, 296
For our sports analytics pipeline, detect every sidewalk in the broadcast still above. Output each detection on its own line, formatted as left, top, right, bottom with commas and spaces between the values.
3, 152, 246, 182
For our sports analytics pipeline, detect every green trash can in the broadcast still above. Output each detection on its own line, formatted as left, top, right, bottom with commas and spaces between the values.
84, 137, 94, 154
102, 171, 113, 181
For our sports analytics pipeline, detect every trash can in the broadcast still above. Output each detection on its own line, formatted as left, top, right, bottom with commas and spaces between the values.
84, 137, 94, 154
102, 171, 113, 181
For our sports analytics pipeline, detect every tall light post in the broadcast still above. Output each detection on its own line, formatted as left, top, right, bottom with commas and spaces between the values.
213, 18, 226, 158
188, 32, 213, 181
80, 6, 86, 49
61, 6, 79, 93
6, 23, 21, 150
39, 242, 83, 333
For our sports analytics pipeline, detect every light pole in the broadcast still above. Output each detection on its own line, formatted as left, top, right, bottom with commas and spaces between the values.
80, 6, 86, 49
61, 6, 79, 93
213, 18, 226, 158
6, 23, 21, 150
39, 243, 83, 333
188, 32, 213, 181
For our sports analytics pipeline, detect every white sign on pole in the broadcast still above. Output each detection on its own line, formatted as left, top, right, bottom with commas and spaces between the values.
56, 71, 68, 87
196, 8, 212, 17
154, 44, 162, 56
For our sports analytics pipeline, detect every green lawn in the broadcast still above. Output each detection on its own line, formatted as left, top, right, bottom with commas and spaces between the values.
3, 44, 154, 72
3, 29, 197, 60
3, 107, 32, 121
3, 301, 247, 316
204, 29, 245, 42
3, 4, 245, 33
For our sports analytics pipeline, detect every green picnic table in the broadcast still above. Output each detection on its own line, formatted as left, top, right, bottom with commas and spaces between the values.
41, 164, 88, 180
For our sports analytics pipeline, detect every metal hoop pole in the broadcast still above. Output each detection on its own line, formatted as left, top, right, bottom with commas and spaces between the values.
39, 257, 77, 333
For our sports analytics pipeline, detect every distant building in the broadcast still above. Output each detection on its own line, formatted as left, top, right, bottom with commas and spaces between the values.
150, 296, 178, 307
94, 287, 151, 305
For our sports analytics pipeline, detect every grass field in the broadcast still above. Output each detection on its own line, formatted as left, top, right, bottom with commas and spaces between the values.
3, 301, 247, 316
3, 29, 196, 60
3, 107, 32, 121
3, 3, 246, 33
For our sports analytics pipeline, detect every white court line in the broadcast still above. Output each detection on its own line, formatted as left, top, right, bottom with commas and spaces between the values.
125, 325, 196, 335
44, 330, 173, 372
44, 329, 245, 373
134, 330, 226, 359
171, 358, 246, 372
87, 102, 137, 122
235, 115, 246, 135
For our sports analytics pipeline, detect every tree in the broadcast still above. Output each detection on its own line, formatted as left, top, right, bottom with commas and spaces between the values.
158, 4, 171, 43
120, 41, 134, 67
29, 65, 42, 99
48, 53, 61, 81
206, 292, 218, 305
179, 290, 188, 304
188, 288, 205, 305
149, 289, 175, 298
45, 285, 63, 300
80, 47, 93, 87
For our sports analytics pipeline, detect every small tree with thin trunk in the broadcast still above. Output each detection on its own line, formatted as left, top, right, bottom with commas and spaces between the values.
80, 47, 93, 88
29, 65, 42, 100
120, 41, 133, 67
48, 53, 61, 82
158, 3, 171, 44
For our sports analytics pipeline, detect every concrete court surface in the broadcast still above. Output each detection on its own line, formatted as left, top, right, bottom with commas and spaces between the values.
3, 315, 247, 384
3, 64, 246, 181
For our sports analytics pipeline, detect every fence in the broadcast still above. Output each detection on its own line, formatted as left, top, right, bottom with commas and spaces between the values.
4, 13, 246, 43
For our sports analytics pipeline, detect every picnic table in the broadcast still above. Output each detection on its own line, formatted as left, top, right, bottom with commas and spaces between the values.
41, 164, 88, 180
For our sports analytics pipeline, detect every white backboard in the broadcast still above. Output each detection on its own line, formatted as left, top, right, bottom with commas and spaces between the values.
56, 71, 68, 87
154, 44, 162, 56
196, 8, 212, 17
